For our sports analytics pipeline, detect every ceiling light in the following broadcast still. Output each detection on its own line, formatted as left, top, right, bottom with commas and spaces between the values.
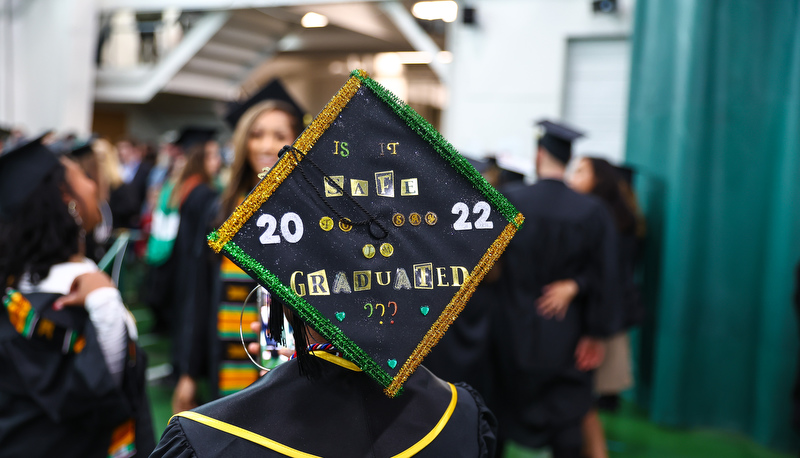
301, 12, 328, 28
412, 1, 458, 23
396, 51, 432, 65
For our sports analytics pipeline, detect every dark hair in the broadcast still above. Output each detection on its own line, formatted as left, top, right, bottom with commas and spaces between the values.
170, 142, 213, 207
0, 163, 81, 288
585, 157, 637, 235
267, 299, 322, 379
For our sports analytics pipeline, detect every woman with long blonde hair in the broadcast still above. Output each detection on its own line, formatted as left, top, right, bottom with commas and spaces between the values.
171, 100, 302, 413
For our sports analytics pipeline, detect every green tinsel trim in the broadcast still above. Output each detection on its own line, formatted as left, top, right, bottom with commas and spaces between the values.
217, 239, 394, 389
350, 69, 522, 229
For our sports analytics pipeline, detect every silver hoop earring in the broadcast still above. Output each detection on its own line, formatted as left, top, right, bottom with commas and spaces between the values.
67, 200, 83, 227
68, 201, 87, 244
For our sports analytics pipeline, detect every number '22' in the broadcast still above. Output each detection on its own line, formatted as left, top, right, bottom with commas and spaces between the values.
451, 201, 493, 231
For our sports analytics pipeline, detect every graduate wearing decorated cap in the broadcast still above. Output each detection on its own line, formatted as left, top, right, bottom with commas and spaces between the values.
494, 120, 622, 458
152, 70, 525, 457
0, 138, 154, 457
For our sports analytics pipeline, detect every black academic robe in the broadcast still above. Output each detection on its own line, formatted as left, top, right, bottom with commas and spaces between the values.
152, 355, 497, 457
172, 183, 220, 385
111, 160, 153, 229
619, 231, 644, 329
496, 179, 621, 449
0, 291, 154, 458
172, 185, 262, 401
424, 281, 499, 408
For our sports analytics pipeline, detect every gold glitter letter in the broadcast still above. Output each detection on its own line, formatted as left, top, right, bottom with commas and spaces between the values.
451, 266, 470, 287
290, 271, 307, 296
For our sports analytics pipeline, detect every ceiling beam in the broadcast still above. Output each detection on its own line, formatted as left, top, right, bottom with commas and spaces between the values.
97, 0, 384, 13
95, 11, 230, 103
378, 1, 449, 84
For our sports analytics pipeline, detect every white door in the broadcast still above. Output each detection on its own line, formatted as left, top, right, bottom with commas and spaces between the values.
563, 37, 631, 164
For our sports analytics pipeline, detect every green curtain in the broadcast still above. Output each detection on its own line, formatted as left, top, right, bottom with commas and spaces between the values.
626, 0, 800, 451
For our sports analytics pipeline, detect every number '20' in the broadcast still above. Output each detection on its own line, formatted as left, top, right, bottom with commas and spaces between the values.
257, 212, 304, 244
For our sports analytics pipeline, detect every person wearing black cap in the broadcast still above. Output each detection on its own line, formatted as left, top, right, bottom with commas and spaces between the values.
0, 125, 11, 152
110, 138, 154, 229
143, 127, 218, 336
170, 95, 304, 413
0, 138, 154, 457
224, 79, 308, 130
494, 120, 622, 457
152, 70, 519, 457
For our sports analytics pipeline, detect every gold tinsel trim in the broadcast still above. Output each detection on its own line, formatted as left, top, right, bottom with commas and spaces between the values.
384, 212, 525, 397
209, 72, 365, 253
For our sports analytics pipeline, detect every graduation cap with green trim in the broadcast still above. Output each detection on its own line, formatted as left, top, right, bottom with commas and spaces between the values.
208, 70, 524, 397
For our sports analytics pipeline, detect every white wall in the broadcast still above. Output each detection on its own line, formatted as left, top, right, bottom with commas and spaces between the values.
443, 0, 635, 177
0, 0, 98, 136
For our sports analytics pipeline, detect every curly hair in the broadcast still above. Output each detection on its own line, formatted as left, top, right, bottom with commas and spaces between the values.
0, 163, 82, 288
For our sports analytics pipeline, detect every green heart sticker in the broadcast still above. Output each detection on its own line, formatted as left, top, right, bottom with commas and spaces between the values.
387, 359, 397, 369
420, 306, 430, 316
335, 312, 345, 322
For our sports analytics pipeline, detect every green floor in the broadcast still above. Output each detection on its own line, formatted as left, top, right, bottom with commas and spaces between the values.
503, 405, 792, 458
131, 299, 794, 458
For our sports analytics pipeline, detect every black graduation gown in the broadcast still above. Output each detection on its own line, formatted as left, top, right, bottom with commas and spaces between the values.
172, 185, 262, 400
111, 160, 154, 229
424, 280, 499, 408
619, 231, 644, 329
0, 291, 154, 458
172, 183, 220, 385
152, 355, 497, 457
496, 179, 621, 448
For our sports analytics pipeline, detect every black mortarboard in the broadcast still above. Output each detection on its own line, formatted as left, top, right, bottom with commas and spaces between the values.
69, 141, 94, 158
224, 79, 307, 129
0, 136, 60, 221
615, 164, 634, 186
536, 119, 584, 165
209, 70, 524, 397
174, 127, 217, 151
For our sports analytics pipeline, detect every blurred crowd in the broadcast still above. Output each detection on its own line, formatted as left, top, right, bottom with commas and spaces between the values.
0, 80, 645, 458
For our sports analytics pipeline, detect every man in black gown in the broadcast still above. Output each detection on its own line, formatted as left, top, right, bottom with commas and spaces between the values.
497, 120, 621, 458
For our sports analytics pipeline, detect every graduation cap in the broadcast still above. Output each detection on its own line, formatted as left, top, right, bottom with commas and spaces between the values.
0, 136, 59, 221
536, 119, 584, 165
209, 70, 524, 397
0, 125, 11, 143
614, 164, 635, 186
224, 79, 307, 130
69, 141, 94, 159
174, 127, 217, 151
